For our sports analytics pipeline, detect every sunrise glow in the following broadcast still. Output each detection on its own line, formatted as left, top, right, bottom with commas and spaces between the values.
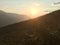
31, 8, 39, 15
27, 8, 39, 18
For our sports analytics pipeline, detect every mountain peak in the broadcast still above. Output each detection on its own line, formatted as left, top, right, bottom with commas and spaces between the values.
0, 10, 6, 13
0, 10, 4, 12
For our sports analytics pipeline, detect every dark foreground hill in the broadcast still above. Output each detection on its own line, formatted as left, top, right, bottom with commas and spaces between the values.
0, 10, 29, 27
0, 10, 60, 45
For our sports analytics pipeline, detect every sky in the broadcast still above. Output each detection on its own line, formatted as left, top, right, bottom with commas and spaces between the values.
0, 0, 60, 15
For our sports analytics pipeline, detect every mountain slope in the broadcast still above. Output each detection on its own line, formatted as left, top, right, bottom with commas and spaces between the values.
0, 10, 60, 45
0, 10, 29, 27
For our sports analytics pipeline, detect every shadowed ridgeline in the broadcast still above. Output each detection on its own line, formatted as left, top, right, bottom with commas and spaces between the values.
0, 10, 60, 45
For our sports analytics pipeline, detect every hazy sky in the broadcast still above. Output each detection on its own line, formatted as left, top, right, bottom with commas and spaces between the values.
0, 0, 60, 15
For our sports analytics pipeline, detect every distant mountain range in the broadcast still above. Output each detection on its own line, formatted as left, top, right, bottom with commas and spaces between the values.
0, 10, 29, 27
0, 10, 60, 45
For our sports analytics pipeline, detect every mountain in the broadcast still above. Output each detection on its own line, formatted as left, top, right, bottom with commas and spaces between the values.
0, 10, 60, 45
0, 10, 29, 27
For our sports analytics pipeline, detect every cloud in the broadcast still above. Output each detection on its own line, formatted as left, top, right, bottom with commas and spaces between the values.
54, 2, 60, 5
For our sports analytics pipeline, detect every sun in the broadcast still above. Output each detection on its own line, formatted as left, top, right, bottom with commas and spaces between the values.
27, 3, 45, 18
31, 8, 38, 15
28, 8, 39, 18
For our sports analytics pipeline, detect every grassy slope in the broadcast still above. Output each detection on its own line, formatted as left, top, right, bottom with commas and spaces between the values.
0, 10, 60, 45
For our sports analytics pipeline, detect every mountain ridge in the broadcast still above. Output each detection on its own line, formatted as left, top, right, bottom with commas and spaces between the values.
1, 10, 60, 28
0, 10, 29, 27
0, 10, 60, 45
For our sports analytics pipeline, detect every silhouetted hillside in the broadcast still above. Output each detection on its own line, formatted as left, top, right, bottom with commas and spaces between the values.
0, 10, 29, 27
0, 10, 60, 45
